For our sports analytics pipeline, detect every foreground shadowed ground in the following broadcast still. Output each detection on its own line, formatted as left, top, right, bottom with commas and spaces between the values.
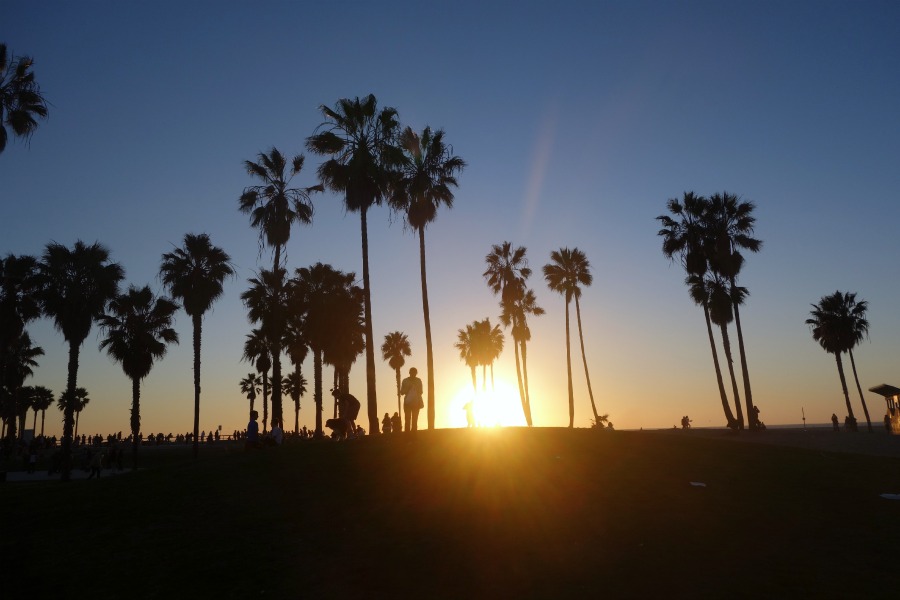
3, 428, 899, 598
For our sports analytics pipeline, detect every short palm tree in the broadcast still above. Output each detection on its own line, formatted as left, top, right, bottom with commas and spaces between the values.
30, 385, 53, 437
389, 126, 465, 428
282, 370, 307, 433
807, 292, 857, 431
283, 315, 309, 433
307, 94, 401, 434
455, 323, 478, 392
57, 387, 89, 440
0, 254, 41, 435
381, 331, 411, 428
160, 233, 234, 459
38, 240, 124, 480
242, 328, 271, 433
543, 247, 598, 428
0, 44, 49, 154
99, 286, 178, 467
1, 331, 42, 441
239, 372, 261, 415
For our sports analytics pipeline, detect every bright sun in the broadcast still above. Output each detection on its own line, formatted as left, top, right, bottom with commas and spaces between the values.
447, 378, 528, 428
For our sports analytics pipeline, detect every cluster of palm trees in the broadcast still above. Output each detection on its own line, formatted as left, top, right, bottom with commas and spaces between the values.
657, 192, 762, 431
807, 291, 873, 432
235, 94, 465, 435
0, 43, 48, 155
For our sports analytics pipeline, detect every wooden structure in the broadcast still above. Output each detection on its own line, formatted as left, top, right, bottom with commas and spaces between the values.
868, 384, 900, 434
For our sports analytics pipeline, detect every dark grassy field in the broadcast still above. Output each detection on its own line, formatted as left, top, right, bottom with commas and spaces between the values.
3, 428, 899, 598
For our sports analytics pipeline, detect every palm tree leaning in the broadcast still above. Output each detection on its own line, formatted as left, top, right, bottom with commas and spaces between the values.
381, 331, 411, 429
0, 44, 49, 155
307, 94, 401, 435
38, 240, 124, 481
807, 292, 857, 431
842, 293, 873, 433
543, 247, 598, 429
159, 232, 234, 459
389, 126, 465, 429
99, 285, 178, 468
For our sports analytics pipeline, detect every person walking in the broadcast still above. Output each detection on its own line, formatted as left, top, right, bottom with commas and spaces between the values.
400, 367, 424, 432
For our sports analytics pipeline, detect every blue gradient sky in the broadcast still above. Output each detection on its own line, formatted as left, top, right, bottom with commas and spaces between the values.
2, 1, 899, 436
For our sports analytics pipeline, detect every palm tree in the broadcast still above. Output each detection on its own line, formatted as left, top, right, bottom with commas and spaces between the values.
500, 286, 544, 426
160, 233, 234, 459
0, 44, 49, 154
543, 248, 598, 428
242, 329, 271, 433
307, 94, 401, 435
455, 323, 479, 392
706, 192, 762, 429
99, 285, 178, 467
1, 331, 42, 441
843, 293, 873, 433
657, 193, 738, 429
389, 126, 465, 429
807, 292, 858, 431
241, 268, 290, 429
282, 370, 307, 433
322, 279, 365, 401
57, 387, 89, 440
482, 318, 505, 391
283, 315, 309, 433
381, 331, 411, 429
30, 385, 53, 437
37, 240, 124, 480
705, 272, 745, 428
239, 372, 261, 414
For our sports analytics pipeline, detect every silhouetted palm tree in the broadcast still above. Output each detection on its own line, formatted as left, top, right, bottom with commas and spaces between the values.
57, 386, 89, 440
807, 292, 857, 431
307, 94, 401, 434
38, 240, 124, 480
99, 285, 178, 468
322, 279, 365, 400
706, 192, 762, 429
281, 371, 307, 433
706, 272, 745, 428
283, 315, 309, 433
239, 372, 261, 415
657, 193, 738, 429
242, 328, 271, 433
30, 385, 53, 437
241, 268, 290, 429
455, 324, 479, 392
543, 247, 597, 428
0, 44, 49, 154
483, 319, 504, 392
1, 331, 42, 441
160, 233, 234, 459
381, 331, 411, 429
500, 286, 544, 426
843, 293, 873, 433
389, 126, 465, 429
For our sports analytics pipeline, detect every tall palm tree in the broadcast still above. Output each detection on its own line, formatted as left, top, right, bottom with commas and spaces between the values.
0, 44, 49, 154
543, 248, 598, 428
455, 323, 479, 392
500, 286, 544, 426
57, 387, 89, 440
30, 385, 53, 437
99, 285, 178, 467
242, 329, 271, 433
381, 331, 411, 428
389, 126, 465, 429
160, 233, 234, 459
241, 268, 290, 429
37, 240, 124, 480
807, 292, 857, 431
307, 94, 401, 434
657, 193, 738, 429
282, 371, 307, 433
239, 372, 261, 414
706, 273, 745, 428
706, 192, 762, 429
842, 293, 873, 433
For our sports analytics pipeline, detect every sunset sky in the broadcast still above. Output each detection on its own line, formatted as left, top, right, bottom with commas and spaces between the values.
3, 1, 899, 437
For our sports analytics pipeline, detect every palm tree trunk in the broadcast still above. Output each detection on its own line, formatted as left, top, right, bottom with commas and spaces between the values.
60, 341, 80, 482
719, 323, 744, 429
32, 410, 37, 437
847, 349, 872, 433
469, 366, 476, 392
40, 409, 46, 437
313, 349, 323, 437
294, 364, 301, 433
271, 345, 282, 430
482, 365, 487, 392
834, 353, 856, 430
359, 206, 379, 434
574, 295, 599, 423
261, 371, 269, 434
418, 228, 436, 429
565, 296, 574, 428
512, 335, 530, 426
702, 303, 736, 428
521, 339, 534, 426
130, 376, 141, 470
192, 313, 202, 460
731, 291, 756, 430
394, 367, 402, 431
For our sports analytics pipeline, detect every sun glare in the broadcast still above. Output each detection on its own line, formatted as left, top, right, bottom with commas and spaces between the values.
448, 379, 528, 428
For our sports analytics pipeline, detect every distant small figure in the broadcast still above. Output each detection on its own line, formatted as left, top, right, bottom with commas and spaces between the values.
391, 412, 402, 434
382, 412, 392, 434
87, 451, 104, 479
831, 413, 839, 432
400, 367, 424, 432
325, 417, 352, 441
356, 424, 365, 437
27, 450, 37, 474
681, 416, 692, 430
246, 410, 260, 449
270, 420, 284, 446
606, 422, 614, 430
463, 401, 475, 428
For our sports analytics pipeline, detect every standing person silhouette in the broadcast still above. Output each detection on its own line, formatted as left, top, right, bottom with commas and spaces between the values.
400, 367, 424, 432
246, 410, 260, 449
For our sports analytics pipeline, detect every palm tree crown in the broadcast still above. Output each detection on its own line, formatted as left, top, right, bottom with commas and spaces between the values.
0, 44, 49, 154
